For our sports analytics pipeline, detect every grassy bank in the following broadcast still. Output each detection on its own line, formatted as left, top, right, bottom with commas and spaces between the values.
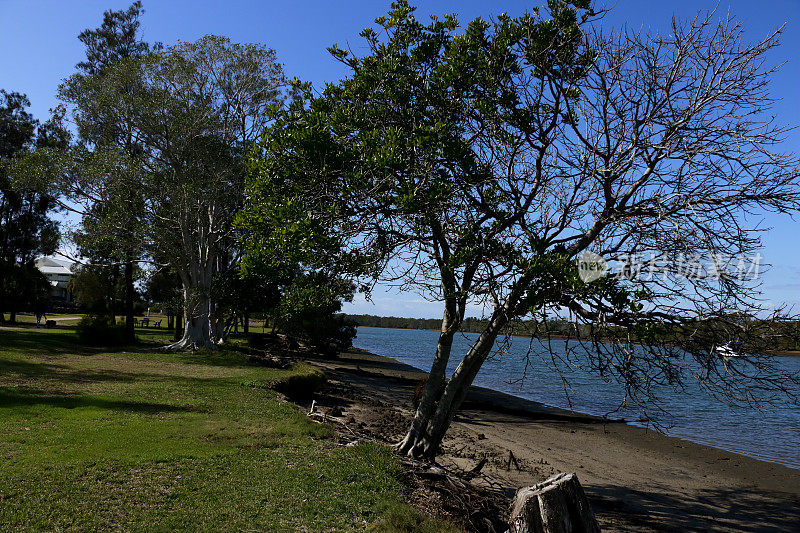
0, 327, 457, 531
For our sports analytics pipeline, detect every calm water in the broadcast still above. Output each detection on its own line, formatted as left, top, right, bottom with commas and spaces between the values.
353, 326, 800, 469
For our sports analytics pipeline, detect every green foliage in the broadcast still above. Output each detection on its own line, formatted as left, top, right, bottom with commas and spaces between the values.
246, 331, 275, 349
15, 7, 293, 348
244, 363, 328, 401
144, 266, 182, 315
369, 502, 464, 532
69, 264, 119, 313
241, 0, 598, 313
0, 265, 51, 315
76, 1, 156, 77
75, 314, 127, 346
0, 90, 62, 321
275, 272, 357, 357
211, 268, 282, 326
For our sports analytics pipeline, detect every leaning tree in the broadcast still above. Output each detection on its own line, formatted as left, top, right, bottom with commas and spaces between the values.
241, 0, 800, 460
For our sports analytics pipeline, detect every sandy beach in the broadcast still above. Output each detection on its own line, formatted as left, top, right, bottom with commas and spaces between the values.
306, 349, 800, 532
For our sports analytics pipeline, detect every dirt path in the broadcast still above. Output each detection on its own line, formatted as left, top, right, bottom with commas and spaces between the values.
308, 350, 800, 532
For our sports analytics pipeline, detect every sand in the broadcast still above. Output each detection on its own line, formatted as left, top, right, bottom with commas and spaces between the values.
307, 349, 800, 532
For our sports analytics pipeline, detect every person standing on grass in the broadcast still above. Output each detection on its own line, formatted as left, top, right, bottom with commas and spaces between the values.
34, 299, 47, 328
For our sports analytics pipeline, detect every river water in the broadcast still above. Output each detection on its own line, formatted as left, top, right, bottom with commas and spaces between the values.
352, 326, 800, 469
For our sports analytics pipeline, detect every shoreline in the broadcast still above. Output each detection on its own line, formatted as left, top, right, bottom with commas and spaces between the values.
307, 347, 800, 531
351, 345, 799, 470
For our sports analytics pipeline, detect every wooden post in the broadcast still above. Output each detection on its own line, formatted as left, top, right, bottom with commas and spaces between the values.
508, 472, 600, 533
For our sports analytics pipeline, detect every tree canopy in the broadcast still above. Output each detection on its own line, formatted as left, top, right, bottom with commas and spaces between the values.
15, 18, 292, 349
0, 90, 62, 322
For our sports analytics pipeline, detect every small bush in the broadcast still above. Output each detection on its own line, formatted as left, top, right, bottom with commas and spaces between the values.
281, 312, 356, 358
272, 365, 327, 400
241, 364, 327, 401
247, 332, 277, 350
133, 301, 148, 316
75, 315, 127, 346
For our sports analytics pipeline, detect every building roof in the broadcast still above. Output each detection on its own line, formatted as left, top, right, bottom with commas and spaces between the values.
36, 256, 75, 276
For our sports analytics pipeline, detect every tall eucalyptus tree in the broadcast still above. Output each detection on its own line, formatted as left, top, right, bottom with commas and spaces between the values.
17, 33, 290, 349
133, 36, 289, 349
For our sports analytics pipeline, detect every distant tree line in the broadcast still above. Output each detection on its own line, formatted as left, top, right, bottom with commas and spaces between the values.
344, 313, 800, 352
342, 314, 584, 337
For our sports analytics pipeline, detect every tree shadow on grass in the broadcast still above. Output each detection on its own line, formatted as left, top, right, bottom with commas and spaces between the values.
162, 350, 255, 368
0, 358, 140, 385
0, 387, 196, 415
587, 482, 800, 532
0, 328, 125, 356
0, 328, 261, 372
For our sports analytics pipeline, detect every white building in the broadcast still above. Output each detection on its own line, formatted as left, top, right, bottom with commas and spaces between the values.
35, 256, 74, 302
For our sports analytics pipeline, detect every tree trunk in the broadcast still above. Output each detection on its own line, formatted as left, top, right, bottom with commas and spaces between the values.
396, 301, 460, 457
124, 258, 135, 343
180, 312, 211, 349
243, 311, 250, 336
400, 324, 502, 460
419, 322, 504, 459
173, 312, 183, 342
0, 288, 5, 323
399, 294, 514, 460
167, 290, 212, 350
166, 262, 216, 350
108, 264, 120, 327
508, 473, 600, 533
5, 269, 15, 322
8, 309, 16, 324
211, 303, 226, 345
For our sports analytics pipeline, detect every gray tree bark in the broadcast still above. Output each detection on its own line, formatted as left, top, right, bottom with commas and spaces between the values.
166, 259, 216, 351
396, 299, 460, 456
398, 272, 527, 460
508, 473, 600, 533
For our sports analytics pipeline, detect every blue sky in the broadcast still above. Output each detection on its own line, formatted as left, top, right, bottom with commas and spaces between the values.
2, 0, 798, 318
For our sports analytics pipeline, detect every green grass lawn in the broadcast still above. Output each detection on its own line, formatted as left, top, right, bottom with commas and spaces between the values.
0, 327, 457, 532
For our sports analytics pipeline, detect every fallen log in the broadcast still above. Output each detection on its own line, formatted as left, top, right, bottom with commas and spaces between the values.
508, 472, 600, 533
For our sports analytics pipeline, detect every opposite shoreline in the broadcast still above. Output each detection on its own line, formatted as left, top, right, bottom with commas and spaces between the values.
345, 322, 800, 357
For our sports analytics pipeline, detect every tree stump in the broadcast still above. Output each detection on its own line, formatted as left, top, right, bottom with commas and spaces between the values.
508, 472, 600, 533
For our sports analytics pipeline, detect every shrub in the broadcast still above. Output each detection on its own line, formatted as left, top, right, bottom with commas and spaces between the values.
75, 315, 127, 346
281, 312, 356, 358
272, 365, 327, 400
247, 331, 277, 350
241, 364, 326, 401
